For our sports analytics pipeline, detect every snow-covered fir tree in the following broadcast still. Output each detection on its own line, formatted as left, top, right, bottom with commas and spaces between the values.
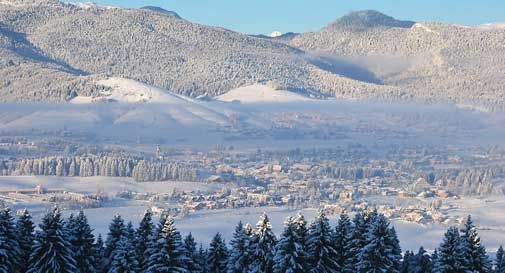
273, 216, 309, 273
94, 234, 106, 273
104, 214, 126, 272
433, 227, 469, 273
227, 221, 251, 273
208, 232, 229, 273
333, 213, 353, 273
16, 209, 34, 273
136, 209, 154, 271
306, 209, 338, 273
68, 210, 96, 273
183, 233, 202, 273
409, 247, 433, 273
496, 246, 505, 273
460, 215, 491, 273
357, 213, 402, 273
108, 229, 139, 273
348, 212, 368, 272
28, 207, 76, 273
198, 243, 209, 273
0, 206, 20, 273
248, 212, 277, 273
146, 215, 188, 273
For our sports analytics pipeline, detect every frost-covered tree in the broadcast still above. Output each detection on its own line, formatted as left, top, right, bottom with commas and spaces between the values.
357, 214, 402, 273
249, 213, 277, 273
227, 221, 251, 273
184, 233, 202, 273
433, 227, 469, 273
333, 213, 353, 273
306, 209, 338, 273
94, 234, 106, 273
28, 207, 76, 273
16, 209, 34, 273
208, 233, 228, 273
496, 246, 505, 273
349, 212, 368, 271
460, 215, 491, 273
409, 247, 433, 273
273, 216, 308, 273
68, 210, 96, 273
0, 206, 20, 273
136, 209, 154, 271
198, 243, 209, 273
104, 214, 126, 271
108, 232, 139, 273
146, 215, 188, 273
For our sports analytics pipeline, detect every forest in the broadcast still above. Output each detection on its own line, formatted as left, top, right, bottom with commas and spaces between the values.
0, 205, 502, 273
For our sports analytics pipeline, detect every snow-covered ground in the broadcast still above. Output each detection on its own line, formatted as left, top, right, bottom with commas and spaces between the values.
216, 84, 312, 103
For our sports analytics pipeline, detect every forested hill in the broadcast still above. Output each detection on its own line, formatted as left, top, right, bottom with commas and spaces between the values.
1, 1, 505, 110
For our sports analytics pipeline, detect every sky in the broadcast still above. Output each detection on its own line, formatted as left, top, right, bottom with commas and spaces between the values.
75, 0, 505, 34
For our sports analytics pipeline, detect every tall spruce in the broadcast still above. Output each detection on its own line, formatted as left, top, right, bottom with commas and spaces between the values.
227, 221, 251, 273
273, 216, 309, 273
357, 214, 402, 273
433, 227, 469, 273
349, 212, 368, 271
136, 209, 154, 271
94, 234, 106, 273
460, 215, 491, 273
105, 214, 126, 262
146, 215, 188, 273
198, 244, 209, 273
184, 233, 202, 273
306, 209, 339, 273
108, 229, 139, 273
16, 209, 34, 273
410, 247, 433, 273
0, 206, 20, 273
208, 232, 229, 273
333, 213, 353, 273
496, 246, 505, 273
248, 213, 277, 273
28, 207, 76, 273
68, 210, 96, 273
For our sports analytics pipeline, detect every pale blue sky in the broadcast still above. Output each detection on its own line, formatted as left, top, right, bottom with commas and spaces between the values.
76, 0, 505, 34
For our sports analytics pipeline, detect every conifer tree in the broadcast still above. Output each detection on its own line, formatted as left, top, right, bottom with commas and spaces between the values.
273, 216, 309, 273
94, 234, 106, 273
333, 213, 353, 273
357, 214, 401, 273
306, 209, 338, 273
68, 210, 96, 273
104, 214, 126, 272
227, 221, 251, 273
248, 213, 277, 273
28, 207, 76, 273
460, 215, 491, 273
0, 206, 20, 273
349, 212, 368, 271
198, 243, 209, 273
146, 215, 188, 273
433, 227, 469, 273
184, 233, 202, 273
410, 247, 433, 273
208, 232, 229, 273
136, 209, 154, 271
108, 231, 139, 273
16, 209, 34, 273
496, 246, 505, 273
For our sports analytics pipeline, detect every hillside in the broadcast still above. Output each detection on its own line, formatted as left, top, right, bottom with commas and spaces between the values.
0, 0, 393, 103
290, 11, 505, 110
0, 2, 504, 110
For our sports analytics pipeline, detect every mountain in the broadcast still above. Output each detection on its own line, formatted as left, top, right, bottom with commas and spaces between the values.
0, 3, 504, 110
0, 0, 391, 103
290, 11, 505, 110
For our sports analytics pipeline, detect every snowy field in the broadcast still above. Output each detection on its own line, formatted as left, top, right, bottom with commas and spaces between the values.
1, 176, 504, 253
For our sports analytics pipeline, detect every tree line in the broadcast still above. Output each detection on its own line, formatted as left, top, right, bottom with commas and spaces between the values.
0, 156, 198, 182
0, 205, 503, 273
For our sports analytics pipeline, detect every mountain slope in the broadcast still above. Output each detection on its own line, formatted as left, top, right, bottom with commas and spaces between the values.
0, 0, 396, 103
290, 11, 505, 109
